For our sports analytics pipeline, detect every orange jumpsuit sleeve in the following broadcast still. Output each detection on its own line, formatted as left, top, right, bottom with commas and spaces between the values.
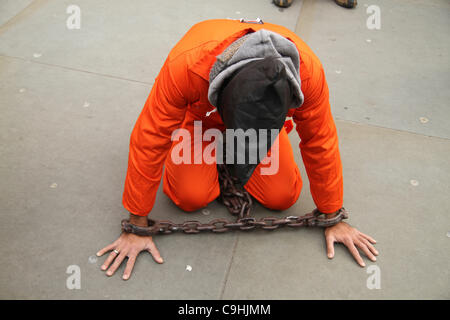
293, 63, 344, 214
122, 57, 189, 216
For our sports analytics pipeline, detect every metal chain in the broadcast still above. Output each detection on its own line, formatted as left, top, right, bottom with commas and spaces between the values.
121, 164, 348, 236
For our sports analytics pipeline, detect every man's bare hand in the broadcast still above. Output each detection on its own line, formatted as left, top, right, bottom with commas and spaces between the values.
324, 221, 378, 267
96, 232, 163, 280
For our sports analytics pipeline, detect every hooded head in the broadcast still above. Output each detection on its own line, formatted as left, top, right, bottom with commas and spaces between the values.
216, 57, 300, 184
208, 30, 304, 185
218, 57, 300, 132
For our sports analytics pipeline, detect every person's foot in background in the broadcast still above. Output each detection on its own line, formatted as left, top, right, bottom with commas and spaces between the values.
334, 0, 357, 8
273, 0, 293, 8
273, 0, 357, 9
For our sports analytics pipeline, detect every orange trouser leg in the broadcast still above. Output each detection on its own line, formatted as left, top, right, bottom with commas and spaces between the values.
245, 128, 303, 210
163, 117, 221, 212
163, 119, 302, 212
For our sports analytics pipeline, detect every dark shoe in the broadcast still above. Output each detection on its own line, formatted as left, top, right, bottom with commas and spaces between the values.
335, 0, 357, 8
273, 0, 293, 8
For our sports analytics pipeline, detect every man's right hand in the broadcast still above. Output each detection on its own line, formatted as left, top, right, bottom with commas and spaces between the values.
96, 214, 163, 280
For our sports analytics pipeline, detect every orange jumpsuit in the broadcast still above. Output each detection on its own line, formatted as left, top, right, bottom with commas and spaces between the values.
122, 19, 343, 216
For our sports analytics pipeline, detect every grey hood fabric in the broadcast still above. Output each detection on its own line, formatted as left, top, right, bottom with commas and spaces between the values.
208, 29, 304, 109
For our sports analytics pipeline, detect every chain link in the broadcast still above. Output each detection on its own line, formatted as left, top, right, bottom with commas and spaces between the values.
121, 164, 348, 236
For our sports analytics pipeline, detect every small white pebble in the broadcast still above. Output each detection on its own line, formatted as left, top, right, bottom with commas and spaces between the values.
88, 255, 97, 264
33, 53, 42, 58
83, 102, 90, 108
235, 11, 241, 14
335, 70, 342, 74
419, 117, 429, 124
49, 183, 58, 188
410, 179, 419, 186
366, 39, 372, 43
19, 88, 26, 93
202, 209, 210, 216
446, 231, 450, 238
186, 265, 192, 271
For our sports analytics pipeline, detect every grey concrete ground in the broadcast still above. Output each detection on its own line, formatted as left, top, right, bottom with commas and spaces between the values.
0, 0, 448, 299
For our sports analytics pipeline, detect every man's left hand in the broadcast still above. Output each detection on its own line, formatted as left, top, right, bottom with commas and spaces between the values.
324, 221, 378, 267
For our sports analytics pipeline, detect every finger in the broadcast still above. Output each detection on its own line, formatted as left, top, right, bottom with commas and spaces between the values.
326, 236, 335, 259
101, 250, 119, 271
355, 240, 377, 262
358, 231, 377, 244
97, 243, 116, 257
147, 242, 164, 264
123, 254, 137, 280
106, 251, 127, 276
360, 237, 379, 256
344, 239, 365, 267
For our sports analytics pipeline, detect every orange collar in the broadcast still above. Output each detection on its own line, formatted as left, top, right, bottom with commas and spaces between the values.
188, 27, 255, 82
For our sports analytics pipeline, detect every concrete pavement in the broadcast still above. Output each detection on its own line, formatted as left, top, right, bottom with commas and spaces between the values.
0, 0, 448, 299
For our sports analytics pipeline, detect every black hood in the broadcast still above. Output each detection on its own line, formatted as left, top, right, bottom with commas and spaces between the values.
217, 57, 301, 185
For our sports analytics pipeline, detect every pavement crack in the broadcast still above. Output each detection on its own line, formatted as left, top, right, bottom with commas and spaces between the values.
219, 234, 239, 300
0, 54, 153, 86
335, 118, 450, 141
